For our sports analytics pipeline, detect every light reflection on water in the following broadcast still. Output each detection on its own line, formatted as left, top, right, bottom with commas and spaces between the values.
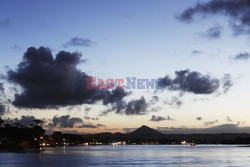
1, 145, 250, 166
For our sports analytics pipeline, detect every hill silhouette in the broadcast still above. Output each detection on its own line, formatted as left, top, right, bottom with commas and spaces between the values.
128, 125, 165, 139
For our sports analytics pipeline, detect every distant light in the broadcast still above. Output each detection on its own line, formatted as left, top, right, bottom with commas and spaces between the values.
181, 141, 187, 145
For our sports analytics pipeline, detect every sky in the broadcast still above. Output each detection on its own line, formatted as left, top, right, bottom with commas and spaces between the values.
1, 0, 250, 134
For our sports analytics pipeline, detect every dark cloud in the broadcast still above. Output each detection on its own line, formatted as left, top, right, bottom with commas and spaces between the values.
150, 115, 174, 122
178, 0, 250, 36
221, 74, 233, 94
157, 124, 250, 134
84, 116, 99, 121
0, 83, 4, 92
226, 116, 232, 122
7, 47, 148, 115
150, 95, 159, 104
192, 50, 203, 55
5, 115, 38, 126
203, 120, 219, 126
101, 96, 148, 116
7, 47, 130, 111
104, 128, 118, 131
0, 83, 7, 115
5, 114, 105, 129
50, 115, 83, 128
49, 115, 105, 129
64, 37, 96, 48
200, 24, 223, 39
103, 96, 148, 115
103, 89, 129, 113
190, 50, 203, 56
99, 108, 113, 116
0, 104, 5, 116
157, 69, 227, 95
150, 106, 161, 112
0, 19, 10, 27
78, 122, 105, 128
196, 117, 203, 121
84, 106, 92, 115
164, 95, 183, 108
96, 123, 106, 127
84, 107, 92, 112
231, 52, 250, 61
124, 97, 147, 115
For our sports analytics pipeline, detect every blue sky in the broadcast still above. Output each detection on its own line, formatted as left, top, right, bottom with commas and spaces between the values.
1, 0, 250, 133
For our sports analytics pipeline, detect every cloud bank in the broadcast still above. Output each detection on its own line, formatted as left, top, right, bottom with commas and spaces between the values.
7, 47, 147, 115
157, 69, 231, 95
178, 0, 250, 36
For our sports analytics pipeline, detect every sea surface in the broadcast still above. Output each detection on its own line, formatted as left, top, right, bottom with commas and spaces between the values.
0, 145, 250, 166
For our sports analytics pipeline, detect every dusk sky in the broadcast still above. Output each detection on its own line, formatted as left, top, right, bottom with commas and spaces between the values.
1, 0, 250, 134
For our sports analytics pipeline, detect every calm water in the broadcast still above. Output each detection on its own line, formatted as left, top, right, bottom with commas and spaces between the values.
0, 145, 250, 166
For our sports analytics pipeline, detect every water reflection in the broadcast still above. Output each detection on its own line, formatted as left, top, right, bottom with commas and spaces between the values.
0, 145, 250, 166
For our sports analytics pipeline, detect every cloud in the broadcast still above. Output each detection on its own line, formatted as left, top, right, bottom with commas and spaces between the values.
0, 19, 10, 27
101, 96, 148, 116
4, 115, 38, 126
0, 104, 6, 116
49, 114, 105, 129
157, 124, 250, 134
84, 116, 99, 121
125, 97, 147, 115
178, 0, 250, 36
104, 128, 119, 131
84, 107, 92, 112
200, 24, 223, 39
203, 119, 219, 126
96, 123, 106, 127
50, 115, 83, 128
4, 114, 105, 129
7, 47, 148, 115
11, 45, 22, 50
191, 50, 203, 55
78, 122, 105, 128
150, 106, 161, 112
190, 50, 203, 56
150, 115, 174, 122
150, 95, 159, 104
196, 117, 202, 121
231, 52, 250, 61
0, 83, 7, 115
0, 83, 4, 92
64, 37, 96, 48
103, 89, 129, 113
7, 47, 130, 111
157, 69, 231, 95
164, 95, 183, 108
221, 74, 233, 94
226, 116, 232, 122
237, 121, 246, 126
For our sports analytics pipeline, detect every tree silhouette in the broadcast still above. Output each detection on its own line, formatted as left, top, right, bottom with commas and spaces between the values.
0, 118, 4, 127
